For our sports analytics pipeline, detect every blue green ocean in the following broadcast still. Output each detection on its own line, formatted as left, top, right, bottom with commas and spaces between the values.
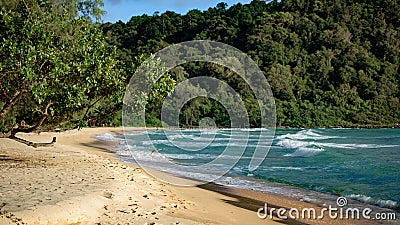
96, 128, 400, 211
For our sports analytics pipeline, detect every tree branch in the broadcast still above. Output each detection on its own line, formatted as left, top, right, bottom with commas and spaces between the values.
83, 96, 104, 120
0, 91, 23, 118
11, 101, 52, 137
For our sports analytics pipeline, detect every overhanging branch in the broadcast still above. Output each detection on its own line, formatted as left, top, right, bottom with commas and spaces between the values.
11, 101, 52, 137
0, 91, 23, 118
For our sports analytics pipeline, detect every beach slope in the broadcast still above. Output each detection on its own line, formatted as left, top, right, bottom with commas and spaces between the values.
0, 128, 283, 225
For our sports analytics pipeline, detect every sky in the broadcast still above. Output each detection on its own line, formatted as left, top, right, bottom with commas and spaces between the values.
102, 0, 252, 23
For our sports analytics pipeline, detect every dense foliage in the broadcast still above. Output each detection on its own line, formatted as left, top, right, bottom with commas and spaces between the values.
102, 0, 400, 128
0, 0, 125, 135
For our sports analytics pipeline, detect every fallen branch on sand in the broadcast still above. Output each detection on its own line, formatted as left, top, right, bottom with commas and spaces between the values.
9, 136, 57, 148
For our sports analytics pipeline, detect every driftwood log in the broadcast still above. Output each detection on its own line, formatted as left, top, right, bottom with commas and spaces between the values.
9, 136, 57, 148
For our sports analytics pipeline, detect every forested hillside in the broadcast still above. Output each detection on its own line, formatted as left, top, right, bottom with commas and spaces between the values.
102, 0, 400, 128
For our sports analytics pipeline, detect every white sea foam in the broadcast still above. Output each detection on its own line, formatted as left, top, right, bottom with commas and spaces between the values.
319, 142, 399, 149
276, 129, 340, 140
219, 133, 268, 139
239, 128, 269, 131
93, 133, 124, 142
142, 140, 170, 146
346, 194, 398, 209
276, 129, 399, 152
284, 147, 325, 157
199, 129, 219, 135
141, 139, 271, 148
276, 139, 310, 149
161, 153, 214, 160
167, 134, 196, 140
269, 166, 304, 171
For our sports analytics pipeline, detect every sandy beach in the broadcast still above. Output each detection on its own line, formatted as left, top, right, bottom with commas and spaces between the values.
0, 128, 375, 225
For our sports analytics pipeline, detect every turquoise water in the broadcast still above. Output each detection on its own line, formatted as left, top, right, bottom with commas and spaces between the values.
98, 128, 400, 211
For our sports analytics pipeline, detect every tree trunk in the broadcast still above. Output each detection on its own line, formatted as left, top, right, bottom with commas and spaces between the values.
0, 91, 23, 118
10, 101, 52, 137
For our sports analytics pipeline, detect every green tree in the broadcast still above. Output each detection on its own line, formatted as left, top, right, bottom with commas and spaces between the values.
0, 0, 123, 136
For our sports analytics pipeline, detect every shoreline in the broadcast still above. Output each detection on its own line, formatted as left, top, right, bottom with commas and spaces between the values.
92, 128, 384, 224
103, 128, 399, 223
0, 127, 395, 224
101, 127, 400, 210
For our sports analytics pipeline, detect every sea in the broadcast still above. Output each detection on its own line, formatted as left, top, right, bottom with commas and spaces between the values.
95, 128, 400, 214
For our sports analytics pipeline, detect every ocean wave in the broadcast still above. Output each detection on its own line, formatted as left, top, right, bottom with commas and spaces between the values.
161, 153, 214, 160
284, 147, 325, 157
319, 142, 399, 149
122, 148, 277, 163
166, 134, 196, 140
276, 137, 398, 151
141, 139, 271, 149
198, 130, 219, 135
276, 139, 310, 149
93, 133, 125, 142
276, 129, 340, 140
269, 166, 304, 171
189, 136, 245, 142
346, 194, 398, 209
142, 139, 170, 146
236, 165, 304, 172
239, 128, 270, 131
